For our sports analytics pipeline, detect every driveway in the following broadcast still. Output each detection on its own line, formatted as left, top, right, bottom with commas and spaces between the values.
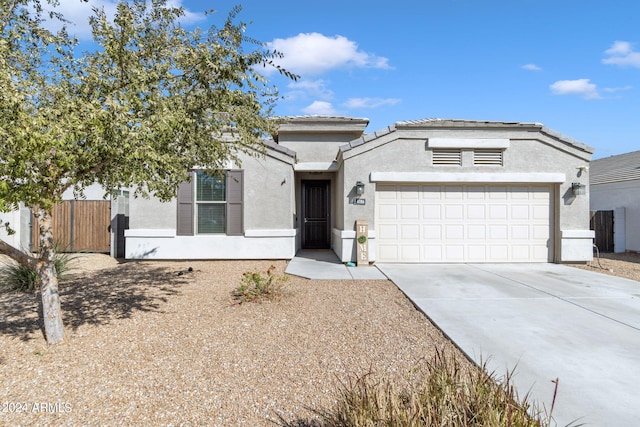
377, 263, 640, 427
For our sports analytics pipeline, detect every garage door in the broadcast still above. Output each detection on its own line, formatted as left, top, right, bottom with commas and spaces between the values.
376, 184, 553, 263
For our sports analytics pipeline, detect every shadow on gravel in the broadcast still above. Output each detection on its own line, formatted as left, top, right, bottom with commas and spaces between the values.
0, 262, 192, 341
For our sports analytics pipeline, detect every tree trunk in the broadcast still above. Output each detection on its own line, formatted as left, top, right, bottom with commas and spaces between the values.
37, 208, 66, 345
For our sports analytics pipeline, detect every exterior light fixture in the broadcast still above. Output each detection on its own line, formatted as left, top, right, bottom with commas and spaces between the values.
571, 182, 586, 196
356, 181, 365, 195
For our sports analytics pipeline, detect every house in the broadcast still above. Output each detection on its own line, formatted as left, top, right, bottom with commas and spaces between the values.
124, 116, 595, 263
589, 150, 640, 253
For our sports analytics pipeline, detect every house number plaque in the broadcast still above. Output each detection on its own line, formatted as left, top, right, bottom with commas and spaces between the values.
356, 219, 368, 267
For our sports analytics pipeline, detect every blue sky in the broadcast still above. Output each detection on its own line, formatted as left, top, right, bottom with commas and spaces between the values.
50, 0, 639, 159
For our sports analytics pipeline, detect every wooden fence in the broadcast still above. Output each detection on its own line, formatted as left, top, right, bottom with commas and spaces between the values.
32, 200, 111, 253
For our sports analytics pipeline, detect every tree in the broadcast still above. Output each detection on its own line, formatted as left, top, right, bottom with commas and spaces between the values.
0, 0, 296, 344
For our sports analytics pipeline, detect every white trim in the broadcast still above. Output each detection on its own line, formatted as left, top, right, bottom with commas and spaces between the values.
245, 229, 297, 237
294, 162, 338, 172
370, 172, 566, 183
125, 229, 175, 238
561, 230, 595, 239
428, 138, 510, 148
332, 228, 376, 239
125, 234, 296, 259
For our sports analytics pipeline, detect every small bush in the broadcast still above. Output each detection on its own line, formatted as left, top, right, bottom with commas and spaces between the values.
288, 349, 557, 427
232, 265, 288, 304
0, 252, 74, 293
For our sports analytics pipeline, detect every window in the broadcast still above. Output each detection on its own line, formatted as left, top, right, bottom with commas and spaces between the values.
177, 170, 243, 236
474, 149, 503, 166
196, 172, 226, 233
432, 149, 462, 165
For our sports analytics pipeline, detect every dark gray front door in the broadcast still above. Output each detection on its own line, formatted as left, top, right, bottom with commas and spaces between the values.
302, 180, 330, 249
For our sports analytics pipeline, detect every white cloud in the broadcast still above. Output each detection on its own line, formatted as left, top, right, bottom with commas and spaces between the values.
522, 63, 542, 71
343, 97, 401, 109
602, 85, 633, 93
287, 79, 334, 101
550, 79, 601, 99
602, 41, 640, 68
41, 0, 204, 40
266, 32, 391, 76
301, 101, 338, 115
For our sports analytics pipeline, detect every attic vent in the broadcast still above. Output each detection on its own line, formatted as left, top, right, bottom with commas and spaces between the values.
474, 149, 503, 166
432, 149, 462, 166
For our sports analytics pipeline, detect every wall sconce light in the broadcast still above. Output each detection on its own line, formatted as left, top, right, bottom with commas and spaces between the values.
571, 182, 586, 196
356, 181, 365, 195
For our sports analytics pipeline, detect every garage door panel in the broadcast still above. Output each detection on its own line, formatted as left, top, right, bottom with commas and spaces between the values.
468, 225, 486, 239
445, 204, 464, 219
512, 245, 531, 260
489, 205, 508, 219
445, 245, 464, 261
378, 224, 398, 239
445, 224, 464, 239
511, 225, 530, 240
423, 205, 441, 219
376, 184, 553, 262
467, 245, 486, 260
423, 224, 442, 239
423, 245, 442, 261
400, 224, 420, 239
401, 204, 419, 219
489, 225, 508, 239
468, 205, 486, 219
378, 204, 398, 220
378, 245, 399, 261
511, 205, 529, 219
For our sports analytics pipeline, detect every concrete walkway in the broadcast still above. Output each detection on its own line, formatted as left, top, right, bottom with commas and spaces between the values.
377, 263, 640, 427
285, 250, 386, 280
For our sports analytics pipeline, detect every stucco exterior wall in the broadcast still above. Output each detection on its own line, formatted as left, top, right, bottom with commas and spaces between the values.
335, 127, 592, 262
278, 133, 355, 163
125, 148, 296, 259
591, 180, 640, 252
0, 210, 22, 249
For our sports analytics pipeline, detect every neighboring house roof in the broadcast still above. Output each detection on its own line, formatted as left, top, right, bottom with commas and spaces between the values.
340, 118, 594, 155
590, 150, 640, 185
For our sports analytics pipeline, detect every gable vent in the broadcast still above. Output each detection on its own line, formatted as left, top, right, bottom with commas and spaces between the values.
474, 149, 503, 166
432, 149, 462, 166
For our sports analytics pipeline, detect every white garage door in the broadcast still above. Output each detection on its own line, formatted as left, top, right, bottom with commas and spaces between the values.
376, 184, 553, 263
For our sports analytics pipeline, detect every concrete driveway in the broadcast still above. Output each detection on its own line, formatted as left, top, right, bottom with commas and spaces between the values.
377, 263, 640, 427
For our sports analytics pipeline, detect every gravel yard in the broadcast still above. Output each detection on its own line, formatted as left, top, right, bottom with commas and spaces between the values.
571, 251, 640, 282
0, 255, 463, 426
2, 252, 639, 426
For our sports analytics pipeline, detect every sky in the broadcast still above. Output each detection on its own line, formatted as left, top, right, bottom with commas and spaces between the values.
45, 0, 640, 159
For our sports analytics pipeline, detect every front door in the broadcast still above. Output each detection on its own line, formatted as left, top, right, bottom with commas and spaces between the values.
302, 180, 330, 249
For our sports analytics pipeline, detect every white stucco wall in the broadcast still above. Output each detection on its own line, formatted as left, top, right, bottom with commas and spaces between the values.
591, 180, 640, 252
0, 210, 22, 249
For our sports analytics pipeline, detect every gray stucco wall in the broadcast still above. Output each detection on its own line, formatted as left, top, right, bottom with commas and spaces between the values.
336, 127, 592, 262
128, 148, 295, 232
279, 133, 359, 163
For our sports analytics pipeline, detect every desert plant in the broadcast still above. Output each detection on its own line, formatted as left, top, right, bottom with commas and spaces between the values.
0, 250, 74, 294
232, 265, 288, 304
287, 349, 559, 427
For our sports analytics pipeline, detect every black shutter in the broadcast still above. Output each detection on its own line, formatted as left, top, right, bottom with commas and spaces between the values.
176, 173, 194, 236
226, 170, 243, 235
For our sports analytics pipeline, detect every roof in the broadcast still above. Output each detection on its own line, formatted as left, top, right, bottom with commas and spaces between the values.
590, 150, 640, 185
340, 118, 594, 154
274, 115, 369, 139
